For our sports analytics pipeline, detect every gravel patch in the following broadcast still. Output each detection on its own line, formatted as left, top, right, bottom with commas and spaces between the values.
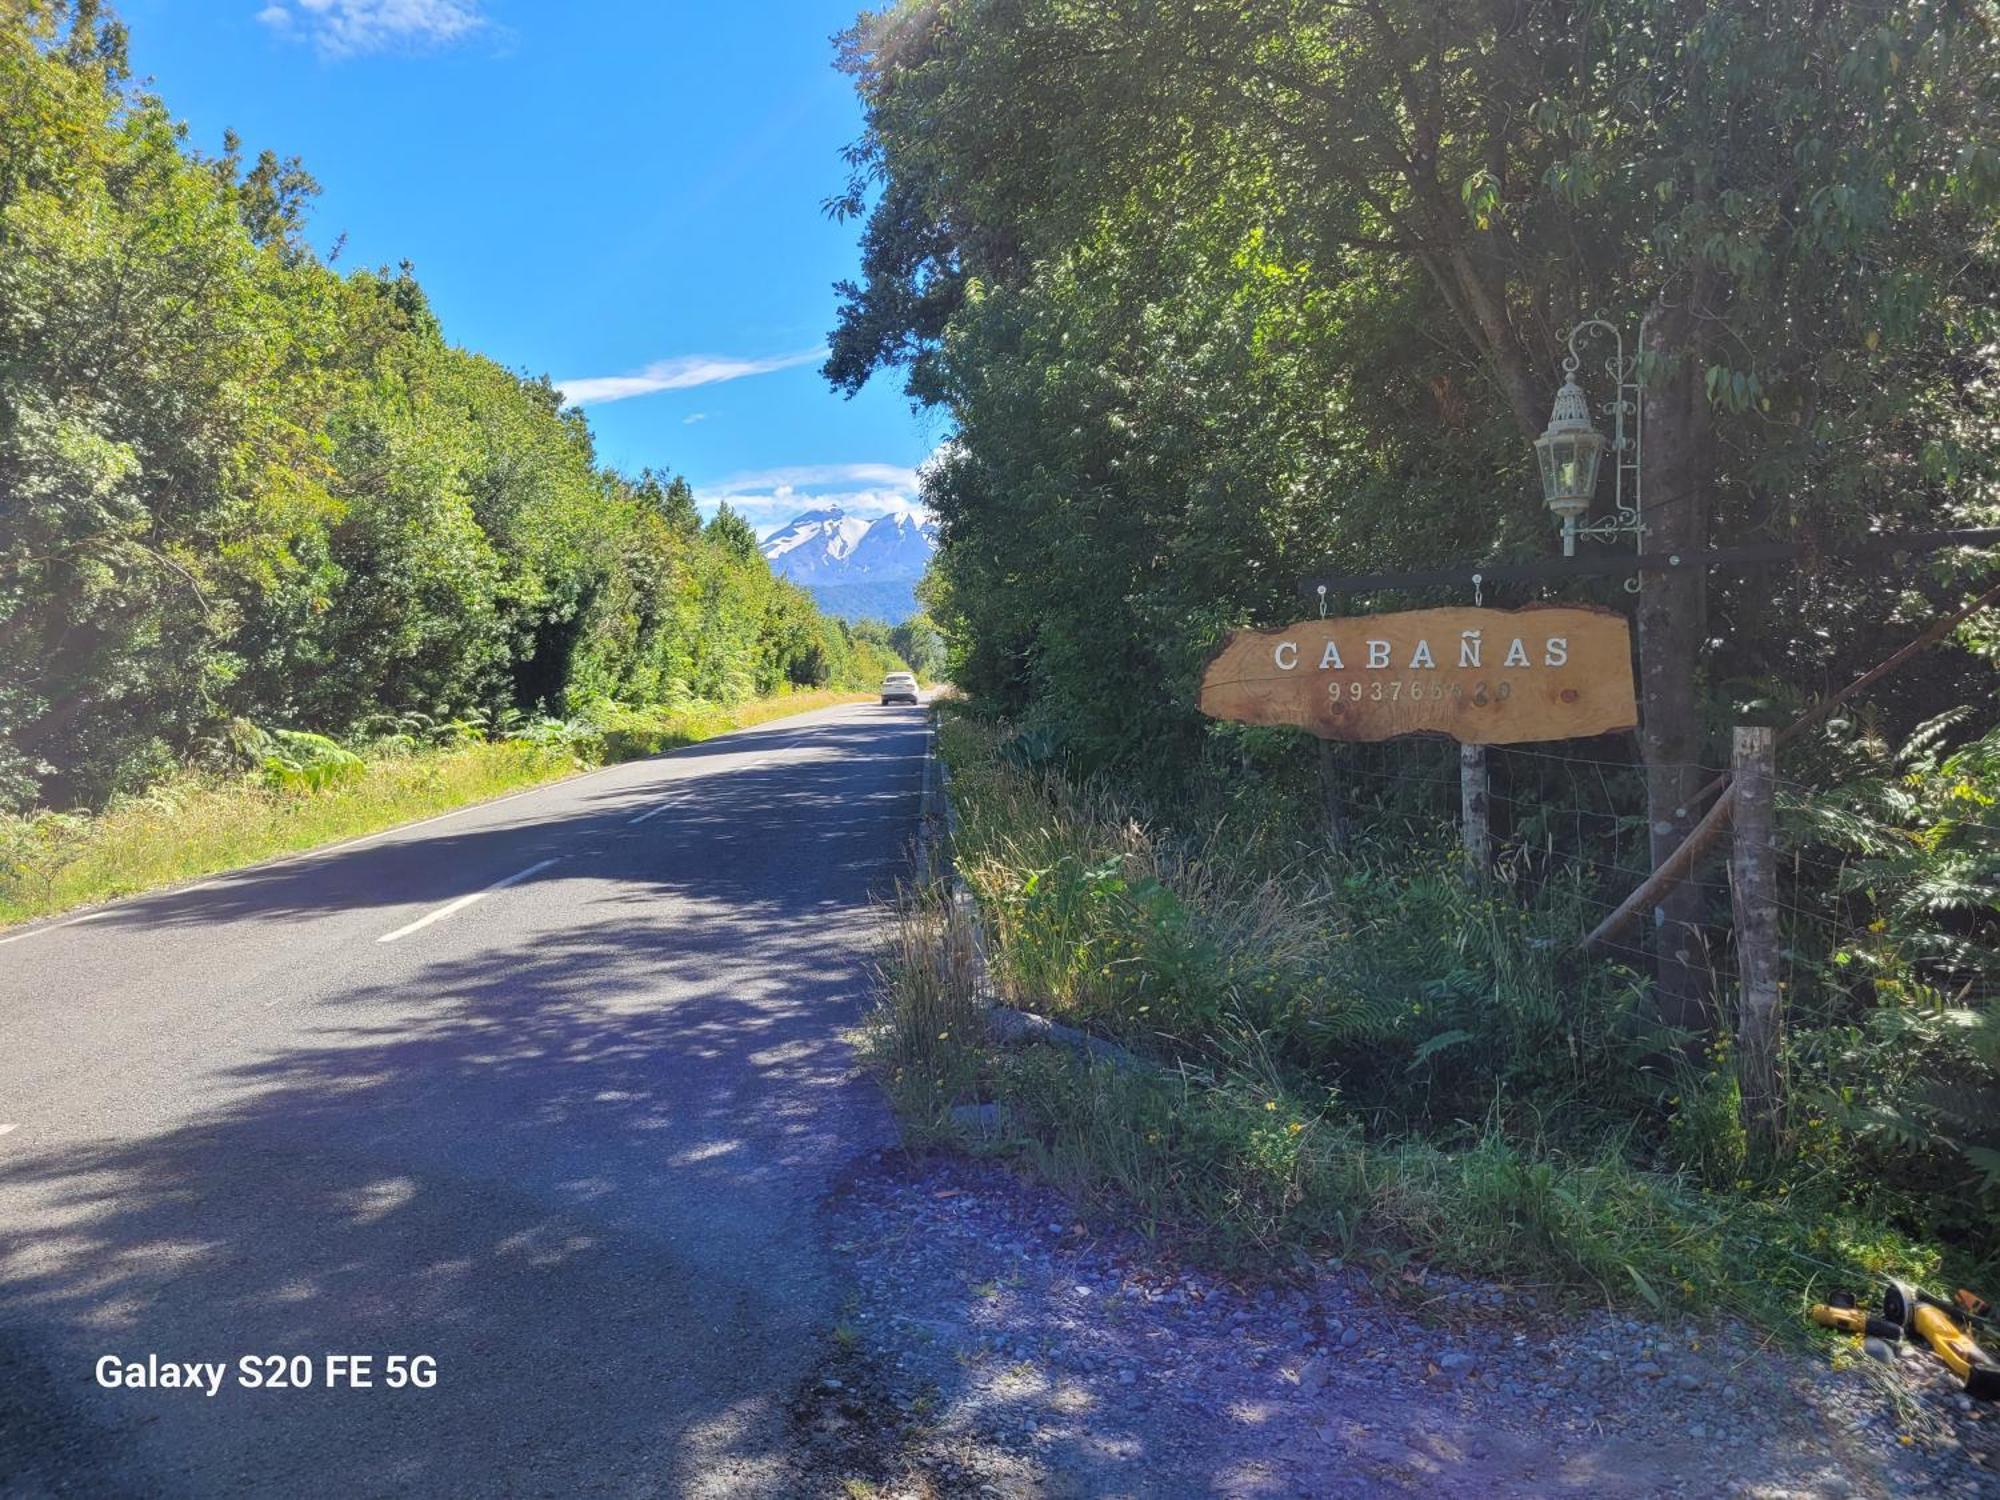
810, 1152, 1999, 1498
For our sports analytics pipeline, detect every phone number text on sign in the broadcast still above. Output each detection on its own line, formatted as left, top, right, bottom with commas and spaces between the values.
1325, 676, 1516, 705
1198, 604, 1637, 746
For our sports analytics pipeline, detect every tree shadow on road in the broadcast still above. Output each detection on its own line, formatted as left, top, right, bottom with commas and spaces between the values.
43, 712, 926, 937
0, 720, 920, 1496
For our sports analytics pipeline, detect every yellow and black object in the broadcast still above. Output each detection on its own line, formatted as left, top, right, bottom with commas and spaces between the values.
1809, 1290, 1904, 1343
1883, 1278, 2000, 1401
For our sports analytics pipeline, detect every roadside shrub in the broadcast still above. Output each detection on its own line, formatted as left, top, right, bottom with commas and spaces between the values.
862, 892, 990, 1145
0, 810, 92, 910
0, 688, 870, 928
995, 1049, 1360, 1258
1780, 716, 2000, 1248
505, 714, 607, 764
942, 709, 1667, 1141
906, 706, 1973, 1326
258, 730, 366, 795
1665, 1063, 1751, 1191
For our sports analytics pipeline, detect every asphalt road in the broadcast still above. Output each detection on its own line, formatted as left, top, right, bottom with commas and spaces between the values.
0, 699, 928, 1497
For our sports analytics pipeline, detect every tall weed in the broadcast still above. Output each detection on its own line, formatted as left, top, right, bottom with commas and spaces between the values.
897, 706, 1961, 1325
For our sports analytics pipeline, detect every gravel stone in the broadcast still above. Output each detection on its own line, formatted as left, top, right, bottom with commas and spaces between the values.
820, 1153, 1994, 1497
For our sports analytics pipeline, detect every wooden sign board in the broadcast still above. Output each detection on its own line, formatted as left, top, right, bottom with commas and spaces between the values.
1199, 604, 1636, 745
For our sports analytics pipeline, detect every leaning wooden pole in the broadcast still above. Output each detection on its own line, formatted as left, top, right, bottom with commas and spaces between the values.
1678, 576, 2000, 818
1583, 575, 2000, 955
1730, 726, 1783, 1155
1580, 781, 1737, 954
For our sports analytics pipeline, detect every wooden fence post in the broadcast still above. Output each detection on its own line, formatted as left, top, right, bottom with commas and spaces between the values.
1730, 725, 1782, 1154
1460, 743, 1489, 882
1317, 740, 1347, 853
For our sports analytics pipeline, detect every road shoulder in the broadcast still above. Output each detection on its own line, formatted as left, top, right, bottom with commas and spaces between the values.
801, 1153, 1985, 1498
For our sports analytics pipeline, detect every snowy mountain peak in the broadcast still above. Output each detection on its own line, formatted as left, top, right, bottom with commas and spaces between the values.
844, 510, 938, 577
760, 507, 871, 568
761, 505, 938, 621
867, 508, 931, 536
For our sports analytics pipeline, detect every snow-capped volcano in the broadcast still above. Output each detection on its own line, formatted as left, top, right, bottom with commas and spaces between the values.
844, 509, 936, 579
759, 508, 873, 583
761, 505, 937, 621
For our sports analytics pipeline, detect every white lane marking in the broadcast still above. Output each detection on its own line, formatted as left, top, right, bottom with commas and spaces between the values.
628, 800, 675, 826
0, 702, 870, 946
0, 910, 113, 947
0, 1123, 16, 1137
376, 858, 560, 945
0, 787, 571, 948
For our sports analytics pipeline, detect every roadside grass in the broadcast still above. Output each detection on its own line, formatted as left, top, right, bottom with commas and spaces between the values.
0, 688, 873, 928
863, 709, 1948, 1334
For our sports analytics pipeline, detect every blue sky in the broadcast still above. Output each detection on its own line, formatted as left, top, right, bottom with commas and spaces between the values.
117, 0, 939, 529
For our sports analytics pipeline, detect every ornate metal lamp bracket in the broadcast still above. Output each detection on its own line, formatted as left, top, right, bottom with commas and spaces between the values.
1560, 315, 1648, 590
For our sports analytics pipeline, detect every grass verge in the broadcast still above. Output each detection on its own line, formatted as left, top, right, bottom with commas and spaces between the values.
863, 710, 1949, 1334
0, 688, 873, 928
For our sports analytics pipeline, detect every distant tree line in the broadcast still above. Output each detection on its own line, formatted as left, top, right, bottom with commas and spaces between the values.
0, 1, 901, 810
884, 615, 946, 682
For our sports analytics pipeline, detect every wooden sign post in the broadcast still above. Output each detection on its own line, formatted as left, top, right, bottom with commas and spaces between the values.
1198, 604, 1637, 745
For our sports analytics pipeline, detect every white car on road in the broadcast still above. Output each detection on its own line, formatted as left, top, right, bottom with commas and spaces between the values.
880, 672, 919, 705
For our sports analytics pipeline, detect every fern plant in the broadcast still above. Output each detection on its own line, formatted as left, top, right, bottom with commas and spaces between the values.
1786, 712, 2000, 1231
258, 730, 366, 795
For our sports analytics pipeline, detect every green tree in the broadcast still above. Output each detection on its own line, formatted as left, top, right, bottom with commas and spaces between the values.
703, 503, 763, 565
889, 612, 946, 682
828, 0, 2000, 1021
0, 0, 897, 808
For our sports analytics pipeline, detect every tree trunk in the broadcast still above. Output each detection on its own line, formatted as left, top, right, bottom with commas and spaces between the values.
1730, 725, 1782, 1156
1411, 245, 1544, 439
1637, 305, 1713, 1035
1444, 246, 1546, 439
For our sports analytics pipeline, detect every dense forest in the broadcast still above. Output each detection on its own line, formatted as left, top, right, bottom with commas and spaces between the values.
833, 0, 1998, 774
842, 0, 2000, 1280
0, 1, 901, 815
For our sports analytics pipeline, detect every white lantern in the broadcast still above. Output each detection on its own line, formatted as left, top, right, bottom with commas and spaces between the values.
1534, 376, 1606, 522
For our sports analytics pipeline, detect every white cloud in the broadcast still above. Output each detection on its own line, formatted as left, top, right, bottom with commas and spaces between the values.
682, 412, 709, 425
724, 490, 921, 528
256, 0, 487, 59
695, 462, 933, 527
556, 348, 826, 407
704, 462, 921, 497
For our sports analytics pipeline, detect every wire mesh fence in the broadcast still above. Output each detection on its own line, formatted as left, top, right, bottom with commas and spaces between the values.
1316, 728, 2000, 1042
